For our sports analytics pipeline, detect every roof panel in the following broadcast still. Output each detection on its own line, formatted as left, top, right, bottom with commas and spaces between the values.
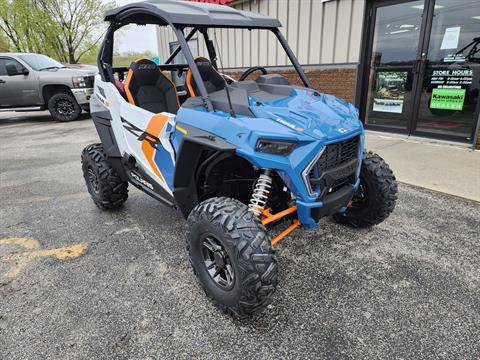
105, 0, 282, 28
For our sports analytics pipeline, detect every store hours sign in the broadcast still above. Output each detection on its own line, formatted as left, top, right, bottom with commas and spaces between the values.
430, 69, 473, 87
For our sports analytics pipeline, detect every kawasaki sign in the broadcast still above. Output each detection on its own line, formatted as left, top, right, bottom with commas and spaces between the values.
430, 88, 466, 111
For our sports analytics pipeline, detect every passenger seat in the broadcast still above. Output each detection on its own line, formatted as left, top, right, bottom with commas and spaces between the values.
124, 58, 180, 114
185, 57, 226, 97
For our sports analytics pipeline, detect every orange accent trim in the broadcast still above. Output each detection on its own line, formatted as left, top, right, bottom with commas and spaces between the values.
185, 56, 227, 97
125, 57, 180, 110
259, 208, 272, 217
141, 114, 168, 183
261, 206, 297, 226
124, 69, 135, 105
270, 220, 301, 246
124, 57, 147, 105
186, 68, 195, 97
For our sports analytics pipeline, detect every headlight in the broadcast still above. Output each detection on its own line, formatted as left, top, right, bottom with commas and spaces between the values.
256, 139, 296, 155
72, 76, 87, 88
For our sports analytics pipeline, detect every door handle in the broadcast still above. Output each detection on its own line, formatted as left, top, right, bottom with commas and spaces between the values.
0, 79, 5, 84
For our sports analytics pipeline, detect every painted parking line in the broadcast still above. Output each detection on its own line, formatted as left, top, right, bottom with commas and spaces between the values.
0, 237, 87, 278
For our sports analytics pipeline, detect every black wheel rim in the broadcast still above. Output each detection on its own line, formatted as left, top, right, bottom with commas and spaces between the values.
201, 234, 235, 290
87, 166, 100, 193
54, 98, 75, 116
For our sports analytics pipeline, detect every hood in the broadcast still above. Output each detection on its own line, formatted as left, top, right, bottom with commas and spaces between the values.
249, 89, 362, 141
41, 67, 97, 77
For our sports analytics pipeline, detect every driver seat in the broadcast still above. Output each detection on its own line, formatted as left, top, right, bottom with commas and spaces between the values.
185, 57, 226, 97
124, 58, 180, 114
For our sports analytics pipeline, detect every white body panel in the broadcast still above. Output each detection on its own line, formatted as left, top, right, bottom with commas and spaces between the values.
93, 74, 176, 195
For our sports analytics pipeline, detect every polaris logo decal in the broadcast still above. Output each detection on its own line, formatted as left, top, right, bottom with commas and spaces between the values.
274, 117, 304, 132
131, 172, 154, 190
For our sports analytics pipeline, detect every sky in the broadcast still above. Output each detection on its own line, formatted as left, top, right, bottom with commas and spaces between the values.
113, 0, 159, 54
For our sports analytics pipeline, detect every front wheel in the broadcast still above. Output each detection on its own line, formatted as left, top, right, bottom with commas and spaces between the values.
187, 197, 278, 319
333, 151, 397, 228
48, 92, 81, 122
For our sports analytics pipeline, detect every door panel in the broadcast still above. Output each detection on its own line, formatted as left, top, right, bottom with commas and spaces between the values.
364, 0, 425, 131
0, 57, 40, 107
414, 0, 480, 141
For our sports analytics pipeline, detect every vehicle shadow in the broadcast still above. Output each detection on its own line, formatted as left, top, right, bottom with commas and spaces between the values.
0, 111, 91, 125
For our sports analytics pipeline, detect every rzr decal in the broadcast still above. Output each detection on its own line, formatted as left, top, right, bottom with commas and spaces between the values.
121, 115, 169, 184
121, 118, 160, 149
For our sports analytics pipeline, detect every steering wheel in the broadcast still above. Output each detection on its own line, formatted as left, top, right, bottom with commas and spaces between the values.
238, 66, 268, 81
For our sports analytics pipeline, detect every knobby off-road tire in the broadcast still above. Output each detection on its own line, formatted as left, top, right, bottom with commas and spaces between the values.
81, 143, 128, 210
187, 197, 278, 319
48, 92, 81, 122
333, 151, 397, 228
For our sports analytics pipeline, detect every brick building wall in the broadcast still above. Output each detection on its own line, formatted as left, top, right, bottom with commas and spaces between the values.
226, 67, 357, 103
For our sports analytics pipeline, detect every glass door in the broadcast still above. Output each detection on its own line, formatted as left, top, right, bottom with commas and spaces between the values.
413, 0, 480, 142
363, 0, 426, 132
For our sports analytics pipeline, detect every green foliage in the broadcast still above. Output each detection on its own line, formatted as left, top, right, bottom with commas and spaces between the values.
0, 32, 8, 51
76, 44, 100, 65
0, 0, 114, 63
112, 51, 156, 67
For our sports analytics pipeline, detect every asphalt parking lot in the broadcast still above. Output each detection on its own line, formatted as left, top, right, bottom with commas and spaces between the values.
0, 112, 479, 359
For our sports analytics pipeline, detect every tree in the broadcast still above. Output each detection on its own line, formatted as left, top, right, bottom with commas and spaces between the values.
0, 0, 50, 54
0, 32, 8, 52
0, 0, 113, 63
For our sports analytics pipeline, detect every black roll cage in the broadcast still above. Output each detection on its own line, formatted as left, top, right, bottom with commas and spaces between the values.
97, 14, 312, 112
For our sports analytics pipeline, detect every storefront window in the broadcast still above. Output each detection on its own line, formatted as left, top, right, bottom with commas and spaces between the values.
415, 0, 480, 140
365, 0, 424, 130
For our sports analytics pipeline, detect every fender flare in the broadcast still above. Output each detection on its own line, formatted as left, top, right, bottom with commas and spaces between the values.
173, 125, 236, 218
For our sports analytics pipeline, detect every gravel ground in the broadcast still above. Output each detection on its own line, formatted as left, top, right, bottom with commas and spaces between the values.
0, 113, 479, 359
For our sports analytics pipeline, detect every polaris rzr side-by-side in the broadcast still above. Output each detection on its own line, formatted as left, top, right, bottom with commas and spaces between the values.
82, 0, 397, 318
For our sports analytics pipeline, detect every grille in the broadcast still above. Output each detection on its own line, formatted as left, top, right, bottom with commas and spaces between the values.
308, 136, 360, 195
85, 75, 95, 88
318, 136, 360, 172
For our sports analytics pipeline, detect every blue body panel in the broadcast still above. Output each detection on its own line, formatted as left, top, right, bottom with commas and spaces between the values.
170, 88, 365, 228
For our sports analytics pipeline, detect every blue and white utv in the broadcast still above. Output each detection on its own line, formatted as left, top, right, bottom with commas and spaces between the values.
82, 0, 397, 318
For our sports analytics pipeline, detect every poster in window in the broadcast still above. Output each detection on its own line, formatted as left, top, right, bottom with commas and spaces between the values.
372, 72, 407, 114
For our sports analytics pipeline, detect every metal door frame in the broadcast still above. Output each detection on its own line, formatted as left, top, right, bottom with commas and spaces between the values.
356, 0, 479, 144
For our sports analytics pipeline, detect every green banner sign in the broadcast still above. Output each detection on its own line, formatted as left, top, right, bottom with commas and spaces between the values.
430, 88, 466, 111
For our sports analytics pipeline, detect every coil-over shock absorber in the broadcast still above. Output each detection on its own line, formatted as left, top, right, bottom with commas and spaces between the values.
249, 169, 272, 217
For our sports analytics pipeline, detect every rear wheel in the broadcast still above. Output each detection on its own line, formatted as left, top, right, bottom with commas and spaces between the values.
333, 151, 397, 228
187, 197, 278, 319
81, 143, 128, 210
48, 92, 81, 122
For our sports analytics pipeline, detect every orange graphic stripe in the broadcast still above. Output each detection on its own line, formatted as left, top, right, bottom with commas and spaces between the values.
141, 114, 168, 183
124, 69, 135, 105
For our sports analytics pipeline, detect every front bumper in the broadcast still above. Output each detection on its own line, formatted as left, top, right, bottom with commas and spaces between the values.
294, 134, 364, 228
71, 88, 94, 105
296, 179, 360, 228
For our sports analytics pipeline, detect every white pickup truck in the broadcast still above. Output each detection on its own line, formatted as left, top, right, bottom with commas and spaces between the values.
0, 53, 96, 121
